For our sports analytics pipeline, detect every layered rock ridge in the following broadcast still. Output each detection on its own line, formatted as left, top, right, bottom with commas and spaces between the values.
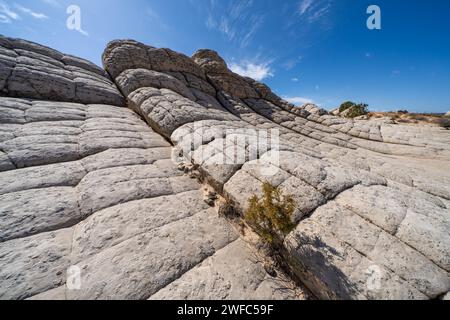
0, 36, 448, 300
0, 36, 301, 300
103, 39, 450, 300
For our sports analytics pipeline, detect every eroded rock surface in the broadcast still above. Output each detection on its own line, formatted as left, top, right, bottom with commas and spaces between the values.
0, 38, 301, 300
103, 39, 450, 300
0, 37, 449, 300
0, 36, 124, 106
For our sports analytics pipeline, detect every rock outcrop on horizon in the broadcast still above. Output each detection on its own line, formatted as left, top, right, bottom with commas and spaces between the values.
1, 36, 449, 300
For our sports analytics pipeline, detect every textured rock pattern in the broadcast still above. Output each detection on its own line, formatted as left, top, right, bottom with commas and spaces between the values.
0, 98, 298, 300
104, 39, 450, 300
0, 38, 300, 300
150, 239, 303, 300
0, 36, 124, 106
0, 37, 449, 300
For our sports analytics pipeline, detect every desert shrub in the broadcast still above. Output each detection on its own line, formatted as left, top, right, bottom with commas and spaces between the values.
339, 101, 355, 113
409, 114, 427, 121
397, 110, 409, 114
344, 103, 369, 118
245, 182, 296, 246
435, 118, 450, 129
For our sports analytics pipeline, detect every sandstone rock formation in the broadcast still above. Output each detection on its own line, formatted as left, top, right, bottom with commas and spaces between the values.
0, 36, 302, 300
0, 37, 124, 106
1, 36, 449, 300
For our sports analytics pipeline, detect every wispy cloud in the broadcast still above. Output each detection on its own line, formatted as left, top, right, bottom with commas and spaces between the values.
15, 4, 48, 20
241, 14, 264, 47
292, 77, 299, 82
147, 7, 169, 30
230, 60, 274, 81
206, 14, 216, 29
299, 0, 313, 15
0, 2, 20, 23
282, 55, 303, 70
1, 2, 49, 23
282, 96, 314, 105
308, 4, 331, 23
203, 0, 264, 48
229, 0, 253, 19
281, 0, 334, 49
298, 0, 332, 23
0, 14, 9, 23
218, 16, 236, 40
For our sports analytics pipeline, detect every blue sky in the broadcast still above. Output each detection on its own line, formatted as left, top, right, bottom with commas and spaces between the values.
1, 0, 449, 112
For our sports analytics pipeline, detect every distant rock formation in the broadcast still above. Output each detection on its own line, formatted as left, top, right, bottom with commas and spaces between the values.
1, 36, 449, 300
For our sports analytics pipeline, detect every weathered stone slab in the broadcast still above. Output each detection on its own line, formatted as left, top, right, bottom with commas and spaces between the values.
150, 239, 304, 300
284, 219, 427, 300
71, 190, 210, 259
306, 202, 450, 298
0, 161, 86, 195
0, 228, 73, 300
1, 36, 125, 106
67, 210, 238, 300
0, 187, 81, 242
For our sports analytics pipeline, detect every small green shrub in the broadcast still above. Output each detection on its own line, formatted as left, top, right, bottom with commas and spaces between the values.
344, 103, 369, 118
339, 101, 355, 113
244, 182, 296, 245
338, 102, 369, 118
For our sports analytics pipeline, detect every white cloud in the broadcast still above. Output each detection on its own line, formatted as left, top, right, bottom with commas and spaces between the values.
298, 0, 331, 23
282, 96, 314, 105
299, 0, 313, 15
292, 77, 299, 82
0, 2, 20, 21
229, 0, 253, 19
15, 4, 48, 20
147, 7, 168, 30
282, 55, 303, 70
241, 14, 264, 47
219, 17, 236, 40
308, 3, 331, 22
206, 14, 216, 29
0, 13, 10, 23
230, 61, 274, 81
0, 2, 50, 23
205, 0, 263, 47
